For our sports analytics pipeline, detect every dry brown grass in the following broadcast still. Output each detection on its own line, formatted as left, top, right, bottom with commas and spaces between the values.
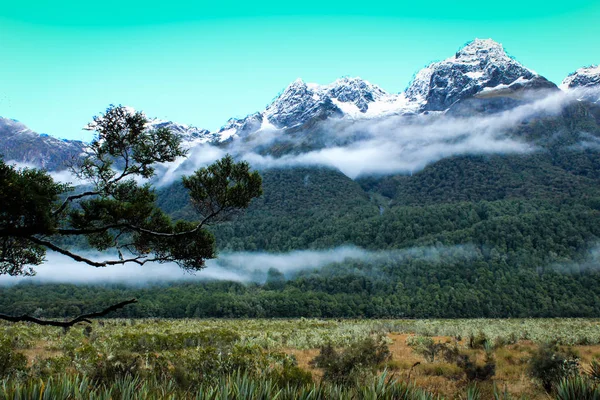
17, 332, 600, 399
281, 333, 595, 399
21, 340, 61, 367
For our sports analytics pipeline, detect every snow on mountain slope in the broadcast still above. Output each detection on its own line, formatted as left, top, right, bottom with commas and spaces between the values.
146, 119, 218, 148
5, 38, 598, 175
212, 39, 559, 140
405, 39, 556, 111
561, 65, 600, 103
0, 117, 86, 170
214, 76, 418, 141
85, 106, 217, 148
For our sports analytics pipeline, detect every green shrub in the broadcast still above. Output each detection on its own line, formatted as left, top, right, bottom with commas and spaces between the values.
310, 336, 391, 385
29, 355, 70, 379
419, 362, 463, 379
456, 352, 496, 382
406, 335, 457, 363
468, 332, 489, 349
528, 342, 580, 392
268, 355, 313, 387
465, 384, 482, 400
0, 336, 27, 378
115, 328, 240, 352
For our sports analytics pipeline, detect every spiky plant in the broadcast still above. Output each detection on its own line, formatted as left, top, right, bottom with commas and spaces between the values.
555, 376, 600, 400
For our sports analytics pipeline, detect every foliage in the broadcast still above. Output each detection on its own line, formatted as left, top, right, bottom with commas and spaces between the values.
0, 336, 27, 378
455, 352, 496, 382
406, 334, 495, 382
309, 336, 391, 385
0, 105, 262, 276
555, 376, 600, 400
468, 332, 490, 349
528, 342, 581, 392
1, 318, 600, 398
589, 359, 600, 382
0, 371, 442, 400
0, 160, 67, 275
406, 336, 456, 363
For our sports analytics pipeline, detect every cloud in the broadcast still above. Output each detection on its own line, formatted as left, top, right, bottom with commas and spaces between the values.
154, 144, 227, 186
236, 89, 581, 178
0, 245, 477, 286
4, 160, 86, 185
155, 89, 592, 184
551, 244, 600, 273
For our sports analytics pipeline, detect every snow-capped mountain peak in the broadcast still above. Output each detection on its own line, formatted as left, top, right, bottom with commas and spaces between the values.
262, 79, 342, 129
84, 106, 216, 147
560, 65, 600, 103
323, 77, 391, 112
561, 65, 600, 89
405, 38, 555, 111
454, 38, 516, 66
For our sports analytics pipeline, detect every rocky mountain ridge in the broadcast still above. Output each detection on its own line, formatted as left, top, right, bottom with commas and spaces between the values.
2, 39, 599, 171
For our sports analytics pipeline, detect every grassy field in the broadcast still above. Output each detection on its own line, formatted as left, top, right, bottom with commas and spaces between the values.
1, 318, 600, 399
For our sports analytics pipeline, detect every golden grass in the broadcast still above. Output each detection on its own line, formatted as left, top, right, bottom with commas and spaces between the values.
280, 333, 600, 399
16, 331, 600, 399
21, 340, 61, 367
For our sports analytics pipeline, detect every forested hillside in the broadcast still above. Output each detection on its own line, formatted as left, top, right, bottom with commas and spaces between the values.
3, 100, 600, 318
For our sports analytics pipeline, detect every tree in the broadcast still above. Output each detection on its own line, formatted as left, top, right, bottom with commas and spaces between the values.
0, 105, 262, 326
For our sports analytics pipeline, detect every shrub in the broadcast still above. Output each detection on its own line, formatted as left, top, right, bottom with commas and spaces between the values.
468, 332, 489, 349
419, 362, 463, 380
310, 336, 391, 385
406, 335, 457, 363
115, 328, 240, 352
528, 342, 580, 392
455, 352, 496, 382
0, 336, 27, 378
268, 355, 313, 387
465, 384, 482, 400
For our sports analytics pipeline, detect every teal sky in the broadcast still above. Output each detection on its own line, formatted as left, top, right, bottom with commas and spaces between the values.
1, 0, 599, 141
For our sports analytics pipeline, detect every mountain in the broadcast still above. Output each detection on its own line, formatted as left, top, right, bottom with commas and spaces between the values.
215, 76, 410, 142
0, 38, 596, 173
145, 119, 217, 148
0, 110, 216, 170
85, 106, 218, 148
561, 65, 600, 103
405, 38, 556, 112
5, 39, 600, 319
210, 39, 559, 142
0, 117, 86, 170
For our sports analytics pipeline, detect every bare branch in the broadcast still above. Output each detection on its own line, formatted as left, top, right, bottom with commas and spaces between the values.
53, 190, 101, 216
56, 208, 222, 238
0, 299, 138, 327
27, 236, 168, 267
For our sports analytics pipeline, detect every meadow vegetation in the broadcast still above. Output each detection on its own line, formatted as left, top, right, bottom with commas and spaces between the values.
1, 318, 600, 399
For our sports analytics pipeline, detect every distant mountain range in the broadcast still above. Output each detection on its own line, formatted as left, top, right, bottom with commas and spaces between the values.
1, 38, 598, 173
3, 39, 600, 318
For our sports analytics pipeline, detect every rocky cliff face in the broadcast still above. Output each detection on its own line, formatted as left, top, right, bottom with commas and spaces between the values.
3, 38, 598, 172
405, 39, 556, 112
561, 65, 600, 103
0, 117, 85, 170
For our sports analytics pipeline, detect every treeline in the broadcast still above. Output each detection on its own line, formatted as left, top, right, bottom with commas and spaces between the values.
5, 106, 600, 319
2, 244, 599, 319
5, 155, 600, 318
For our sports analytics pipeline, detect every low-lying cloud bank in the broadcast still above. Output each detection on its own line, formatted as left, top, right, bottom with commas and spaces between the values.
551, 245, 600, 273
5, 160, 86, 185
0, 245, 476, 286
156, 88, 596, 184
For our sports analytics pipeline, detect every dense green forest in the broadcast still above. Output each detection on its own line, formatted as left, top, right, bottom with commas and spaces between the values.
2, 102, 600, 318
